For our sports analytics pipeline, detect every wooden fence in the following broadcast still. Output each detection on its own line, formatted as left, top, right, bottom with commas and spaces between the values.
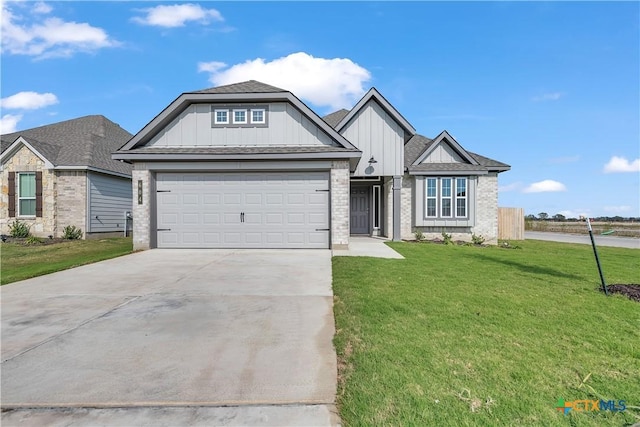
498, 207, 524, 240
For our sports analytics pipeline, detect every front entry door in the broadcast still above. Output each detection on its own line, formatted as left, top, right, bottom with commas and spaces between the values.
350, 187, 370, 234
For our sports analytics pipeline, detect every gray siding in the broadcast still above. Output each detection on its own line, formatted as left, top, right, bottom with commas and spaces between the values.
340, 100, 404, 176
421, 143, 465, 163
146, 103, 335, 147
88, 172, 132, 233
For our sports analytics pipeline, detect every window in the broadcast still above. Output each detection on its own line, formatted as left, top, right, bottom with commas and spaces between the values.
426, 178, 437, 217
456, 178, 467, 217
373, 185, 381, 229
251, 109, 265, 124
233, 109, 247, 124
214, 109, 228, 124
424, 177, 468, 219
18, 172, 36, 216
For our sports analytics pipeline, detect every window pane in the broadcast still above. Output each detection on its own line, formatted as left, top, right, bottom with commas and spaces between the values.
20, 199, 36, 216
19, 173, 35, 197
442, 199, 451, 216
426, 178, 437, 197
456, 178, 466, 197
252, 110, 264, 123
441, 178, 451, 197
215, 111, 228, 123
456, 198, 466, 217
426, 199, 436, 217
234, 110, 246, 123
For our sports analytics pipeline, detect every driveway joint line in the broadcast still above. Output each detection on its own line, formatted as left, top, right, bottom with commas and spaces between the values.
1, 296, 141, 363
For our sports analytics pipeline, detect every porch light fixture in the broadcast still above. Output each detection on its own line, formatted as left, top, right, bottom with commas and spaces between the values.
368, 156, 377, 164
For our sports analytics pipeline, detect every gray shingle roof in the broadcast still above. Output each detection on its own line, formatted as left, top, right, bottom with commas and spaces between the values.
404, 134, 510, 173
190, 80, 287, 94
1, 115, 133, 175
322, 109, 350, 128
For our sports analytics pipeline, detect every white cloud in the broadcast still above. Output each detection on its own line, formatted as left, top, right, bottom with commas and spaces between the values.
603, 205, 632, 214
33, 2, 53, 14
132, 4, 223, 28
1, 91, 58, 110
1, 2, 117, 59
199, 52, 371, 110
558, 209, 590, 219
0, 114, 23, 134
523, 180, 567, 193
532, 92, 564, 102
603, 156, 640, 173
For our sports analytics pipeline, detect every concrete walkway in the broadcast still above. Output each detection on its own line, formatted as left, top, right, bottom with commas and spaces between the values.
1, 249, 339, 426
333, 236, 404, 259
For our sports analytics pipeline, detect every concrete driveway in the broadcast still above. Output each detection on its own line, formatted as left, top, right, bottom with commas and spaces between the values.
1, 249, 338, 426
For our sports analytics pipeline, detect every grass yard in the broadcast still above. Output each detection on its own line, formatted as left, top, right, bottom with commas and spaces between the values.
1, 237, 133, 285
332, 240, 640, 426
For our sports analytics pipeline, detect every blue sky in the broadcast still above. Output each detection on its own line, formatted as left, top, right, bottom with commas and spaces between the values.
2, 1, 638, 218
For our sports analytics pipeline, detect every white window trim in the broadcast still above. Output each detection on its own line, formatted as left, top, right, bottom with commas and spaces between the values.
18, 172, 36, 217
440, 178, 453, 218
214, 109, 229, 125
455, 178, 467, 218
424, 177, 468, 220
233, 109, 247, 124
425, 178, 437, 218
250, 108, 266, 124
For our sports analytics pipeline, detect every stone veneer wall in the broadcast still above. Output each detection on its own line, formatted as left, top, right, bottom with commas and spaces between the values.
0, 145, 55, 237
330, 160, 350, 249
132, 168, 152, 251
56, 171, 87, 236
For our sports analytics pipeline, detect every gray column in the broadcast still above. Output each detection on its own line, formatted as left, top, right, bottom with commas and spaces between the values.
393, 175, 401, 241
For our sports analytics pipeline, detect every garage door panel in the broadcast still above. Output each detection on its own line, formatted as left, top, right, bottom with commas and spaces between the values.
156, 172, 329, 248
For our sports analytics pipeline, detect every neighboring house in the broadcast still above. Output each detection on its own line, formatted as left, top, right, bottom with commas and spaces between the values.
1, 115, 133, 238
113, 80, 509, 250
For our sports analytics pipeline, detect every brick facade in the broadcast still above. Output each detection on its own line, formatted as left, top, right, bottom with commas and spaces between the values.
56, 171, 87, 235
330, 160, 350, 249
132, 168, 152, 251
400, 174, 413, 239
471, 173, 498, 244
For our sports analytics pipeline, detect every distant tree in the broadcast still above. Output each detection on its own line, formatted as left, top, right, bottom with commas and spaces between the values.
538, 212, 549, 220
525, 214, 536, 220
553, 213, 566, 221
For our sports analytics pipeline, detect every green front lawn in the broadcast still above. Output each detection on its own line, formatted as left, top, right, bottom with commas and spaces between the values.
333, 240, 640, 426
1, 237, 133, 285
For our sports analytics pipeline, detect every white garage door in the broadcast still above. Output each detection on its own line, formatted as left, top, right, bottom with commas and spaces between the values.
156, 172, 330, 248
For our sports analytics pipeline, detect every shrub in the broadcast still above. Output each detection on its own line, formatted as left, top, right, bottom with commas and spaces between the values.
9, 220, 30, 238
62, 225, 83, 240
441, 231, 453, 245
25, 235, 44, 245
471, 233, 485, 245
414, 229, 425, 241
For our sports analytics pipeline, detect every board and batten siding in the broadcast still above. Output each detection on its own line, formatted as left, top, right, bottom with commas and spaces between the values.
422, 143, 465, 163
340, 100, 404, 177
146, 103, 335, 147
87, 172, 132, 233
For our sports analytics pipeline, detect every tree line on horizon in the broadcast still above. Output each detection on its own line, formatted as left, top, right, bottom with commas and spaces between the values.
525, 213, 639, 222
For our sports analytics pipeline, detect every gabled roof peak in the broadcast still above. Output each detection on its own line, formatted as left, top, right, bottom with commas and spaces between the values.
190, 80, 287, 94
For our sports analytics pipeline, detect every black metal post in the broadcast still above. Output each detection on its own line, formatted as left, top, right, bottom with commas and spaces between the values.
586, 218, 608, 295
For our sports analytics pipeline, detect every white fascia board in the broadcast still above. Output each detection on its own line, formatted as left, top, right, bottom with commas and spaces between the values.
0, 137, 54, 168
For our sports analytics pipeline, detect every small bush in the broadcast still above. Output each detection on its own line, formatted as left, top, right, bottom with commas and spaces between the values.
471, 234, 485, 245
25, 235, 44, 245
9, 220, 31, 238
441, 232, 453, 245
414, 229, 425, 241
62, 225, 83, 240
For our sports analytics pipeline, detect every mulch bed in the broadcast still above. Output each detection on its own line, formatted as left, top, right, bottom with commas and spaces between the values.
605, 284, 640, 303
1, 237, 68, 246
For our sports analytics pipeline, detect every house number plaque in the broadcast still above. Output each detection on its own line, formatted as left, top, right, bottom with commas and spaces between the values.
137, 180, 143, 204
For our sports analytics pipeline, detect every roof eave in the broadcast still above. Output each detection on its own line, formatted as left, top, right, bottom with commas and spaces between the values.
407, 168, 489, 176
